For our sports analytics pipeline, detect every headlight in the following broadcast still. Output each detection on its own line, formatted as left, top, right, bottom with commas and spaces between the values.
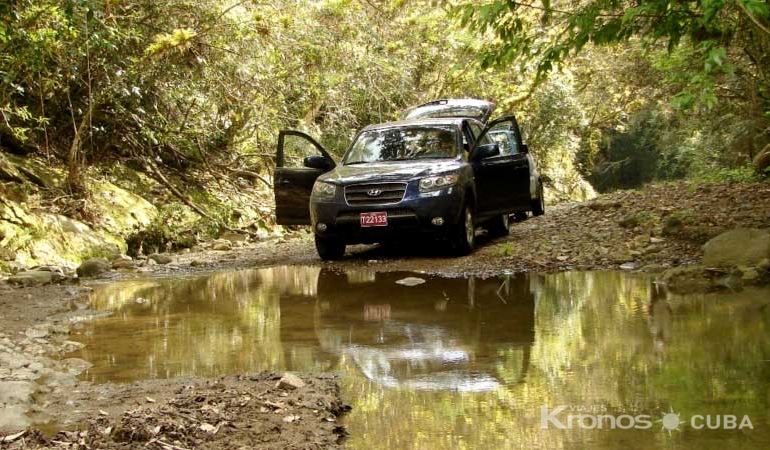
311, 181, 336, 200
419, 173, 458, 192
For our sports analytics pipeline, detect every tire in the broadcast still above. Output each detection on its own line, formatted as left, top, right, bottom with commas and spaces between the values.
531, 182, 545, 216
315, 235, 345, 260
452, 204, 475, 256
486, 213, 510, 237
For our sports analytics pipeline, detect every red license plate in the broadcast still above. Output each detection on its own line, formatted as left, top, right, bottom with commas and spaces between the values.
360, 211, 388, 227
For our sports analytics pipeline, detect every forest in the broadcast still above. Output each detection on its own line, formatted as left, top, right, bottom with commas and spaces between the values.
1, 0, 769, 241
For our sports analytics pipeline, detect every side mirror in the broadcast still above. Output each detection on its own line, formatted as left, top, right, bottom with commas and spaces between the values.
304, 155, 333, 171
471, 143, 500, 162
521, 144, 530, 154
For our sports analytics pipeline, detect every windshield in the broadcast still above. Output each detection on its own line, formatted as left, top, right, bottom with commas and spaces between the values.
343, 125, 458, 164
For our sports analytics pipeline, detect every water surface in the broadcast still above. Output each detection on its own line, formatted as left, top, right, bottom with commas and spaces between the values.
73, 267, 770, 449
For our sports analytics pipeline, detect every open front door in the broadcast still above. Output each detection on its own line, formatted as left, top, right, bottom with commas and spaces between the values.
274, 130, 335, 225
470, 115, 531, 214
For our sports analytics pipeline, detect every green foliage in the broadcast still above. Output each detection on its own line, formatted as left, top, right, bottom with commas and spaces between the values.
698, 166, 762, 183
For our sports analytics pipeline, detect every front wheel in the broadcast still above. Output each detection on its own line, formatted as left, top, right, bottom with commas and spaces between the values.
315, 235, 345, 261
531, 183, 545, 216
452, 204, 475, 256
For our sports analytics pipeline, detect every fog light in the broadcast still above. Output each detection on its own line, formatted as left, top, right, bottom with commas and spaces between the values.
316, 223, 327, 232
431, 217, 444, 226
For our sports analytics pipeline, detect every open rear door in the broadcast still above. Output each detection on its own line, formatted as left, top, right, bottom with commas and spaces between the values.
274, 130, 335, 225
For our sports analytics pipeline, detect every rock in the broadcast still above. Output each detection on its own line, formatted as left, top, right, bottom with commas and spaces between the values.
111, 254, 132, 262
620, 262, 639, 270
211, 240, 232, 251
7, 270, 63, 286
702, 228, 770, 268
76, 258, 111, 278
715, 270, 744, 291
276, 373, 305, 390
585, 200, 621, 211
190, 259, 204, 267
60, 340, 85, 353
0, 405, 30, 433
662, 215, 684, 236
0, 247, 15, 262
60, 358, 92, 375
0, 353, 30, 371
111, 259, 136, 269
24, 326, 49, 339
618, 214, 640, 228
149, 254, 173, 265
642, 245, 662, 255
660, 265, 715, 294
2, 262, 26, 275
740, 267, 760, 283
611, 252, 634, 264
0, 381, 35, 405
395, 277, 426, 286
220, 231, 249, 243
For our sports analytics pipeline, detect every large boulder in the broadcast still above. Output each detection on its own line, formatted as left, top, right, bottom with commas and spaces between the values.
76, 257, 111, 278
7, 270, 64, 286
702, 228, 770, 268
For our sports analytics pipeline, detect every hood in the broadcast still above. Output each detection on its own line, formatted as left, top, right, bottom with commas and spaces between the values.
320, 160, 461, 185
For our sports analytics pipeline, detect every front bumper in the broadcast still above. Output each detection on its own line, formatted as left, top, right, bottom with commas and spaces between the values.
310, 184, 464, 244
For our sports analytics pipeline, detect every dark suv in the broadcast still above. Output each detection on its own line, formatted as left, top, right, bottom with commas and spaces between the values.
274, 99, 544, 260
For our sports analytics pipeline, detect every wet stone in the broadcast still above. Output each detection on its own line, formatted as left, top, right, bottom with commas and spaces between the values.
60, 340, 86, 353
60, 358, 92, 375
0, 380, 35, 405
7, 270, 63, 286
149, 254, 173, 265
24, 325, 50, 339
276, 373, 306, 390
0, 405, 30, 433
77, 258, 111, 278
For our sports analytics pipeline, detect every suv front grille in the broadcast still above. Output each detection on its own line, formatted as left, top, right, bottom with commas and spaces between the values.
344, 183, 407, 206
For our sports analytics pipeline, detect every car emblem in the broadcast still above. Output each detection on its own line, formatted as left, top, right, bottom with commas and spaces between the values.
367, 189, 383, 197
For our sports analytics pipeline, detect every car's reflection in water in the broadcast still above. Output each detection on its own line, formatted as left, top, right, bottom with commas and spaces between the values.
310, 269, 536, 392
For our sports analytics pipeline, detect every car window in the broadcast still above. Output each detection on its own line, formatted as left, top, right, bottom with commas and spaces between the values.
343, 125, 458, 164
490, 131, 519, 155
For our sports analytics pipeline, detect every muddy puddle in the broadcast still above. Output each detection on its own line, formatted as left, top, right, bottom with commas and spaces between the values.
70, 267, 770, 449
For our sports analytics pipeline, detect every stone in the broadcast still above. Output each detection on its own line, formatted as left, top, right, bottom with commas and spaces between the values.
60, 358, 92, 375
190, 260, 204, 267
702, 228, 770, 268
111, 259, 136, 270
276, 373, 305, 390
7, 270, 63, 286
0, 381, 35, 405
211, 240, 232, 251
611, 252, 634, 264
60, 340, 85, 353
220, 231, 249, 243
660, 265, 715, 294
620, 262, 639, 270
395, 277, 426, 286
149, 254, 173, 265
76, 258, 111, 278
24, 326, 49, 339
0, 353, 29, 371
0, 405, 30, 433
740, 268, 761, 283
